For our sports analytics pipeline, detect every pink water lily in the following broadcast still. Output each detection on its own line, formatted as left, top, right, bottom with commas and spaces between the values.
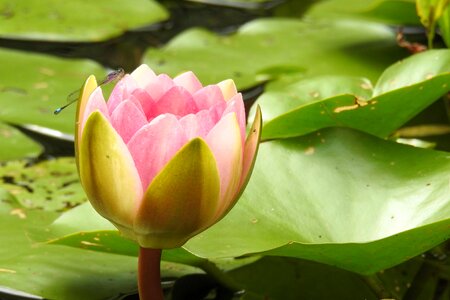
75, 65, 261, 248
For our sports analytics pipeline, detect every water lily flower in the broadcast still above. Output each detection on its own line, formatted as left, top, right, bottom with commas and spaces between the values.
75, 65, 261, 249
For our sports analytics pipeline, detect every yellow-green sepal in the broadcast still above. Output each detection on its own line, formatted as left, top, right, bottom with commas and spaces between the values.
225, 105, 262, 216
135, 138, 221, 249
75, 75, 98, 164
79, 111, 143, 230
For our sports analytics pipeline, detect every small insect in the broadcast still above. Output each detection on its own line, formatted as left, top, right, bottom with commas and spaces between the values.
54, 68, 125, 115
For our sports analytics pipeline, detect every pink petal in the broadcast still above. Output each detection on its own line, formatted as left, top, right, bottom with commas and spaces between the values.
205, 112, 243, 215
111, 100, 148, 144
179, 110, 214, 140
173, 71, 203, 94
131, 64, 156, 88
218, 79, 238, 101
237, 105, 262, 197
222, 93, 246, 146
127, 114, 188, 191
131, 88, 158, 120
156, 86, 198, 116
193, 85, 225, 110
208, 100, 227, 124
127, 94, 145, 113
107, 75, 139, 113
145, 74, 174, 101
81, 87, 110, 134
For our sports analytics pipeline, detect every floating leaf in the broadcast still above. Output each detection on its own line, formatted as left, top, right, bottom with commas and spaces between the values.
144, 18, 405, 90
0, 123, 41, 161
184, 128, 450, 275
254, 50, 450, 140
306, 0, 420, 25
0, 48, 106, 135
0, 157, 85, 211
0, 0, 169, 42
0, 190, 200, 299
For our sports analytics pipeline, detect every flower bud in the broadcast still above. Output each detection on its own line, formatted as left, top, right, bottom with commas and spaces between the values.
75, 65, 261, 248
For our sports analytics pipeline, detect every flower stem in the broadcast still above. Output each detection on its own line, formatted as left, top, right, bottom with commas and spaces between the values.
138, 247, 164, 300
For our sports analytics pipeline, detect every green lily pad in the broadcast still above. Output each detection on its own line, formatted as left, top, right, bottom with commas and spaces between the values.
0, 48, 106, 134
256, 49, 450, 140
43, 128, 450, 275
306, 0, 420, 25
0, 122, 41, 161
183, 128, 450, 275
0, 0, 169, 42
42, 202, 258, 272
0, 190, 200, 300
144, 18, 406, 90
228, 257, 377, 299
0, 157, 85, 211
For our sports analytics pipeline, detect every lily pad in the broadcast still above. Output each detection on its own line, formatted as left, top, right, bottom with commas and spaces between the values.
44, 128, 450, 275
0, 157, 85, 211
0, 122, 41, 161
256, 49, 450, 140
183, 128, 450, 275
0, 48, 106, 134
228, 257, 377, 299
0, 190, 200, 300
42, 202, 258, 272
144, 18, 406, 90
0, 0, 169, 42
306, 0, 420, 25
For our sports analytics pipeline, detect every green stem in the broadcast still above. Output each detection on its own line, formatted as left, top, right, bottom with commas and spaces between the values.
199, 260, 244, 293
138, 247, 164, 300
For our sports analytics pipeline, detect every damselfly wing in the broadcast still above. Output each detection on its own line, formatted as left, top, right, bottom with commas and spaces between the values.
54, 68, 125, 115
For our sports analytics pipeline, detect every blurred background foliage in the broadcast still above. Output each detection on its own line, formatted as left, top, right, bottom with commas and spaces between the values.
0, 0, 449, 299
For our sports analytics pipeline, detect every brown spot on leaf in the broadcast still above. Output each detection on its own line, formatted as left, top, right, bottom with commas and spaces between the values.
10, 208, 26, 219
39, 68, 55, 76
0, 268, 16, 274
304, 147, 315, 155
360, 82, 373, 90
81, 241, 102, 247
33, 82, 48, 89
334, 104, 359, 113
310, 91, 320, 98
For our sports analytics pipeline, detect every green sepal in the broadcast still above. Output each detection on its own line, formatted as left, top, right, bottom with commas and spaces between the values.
134, 138, 221, 249
79, 111, 142, 230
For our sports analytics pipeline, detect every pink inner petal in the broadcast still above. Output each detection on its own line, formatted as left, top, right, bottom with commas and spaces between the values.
131, 89, 158, 120
144, 74, 174, 102
179, 110, 215, 140
193, 85, 225, 110
156, 86, 198, 117
131, 64, 156, 88
110, 100, 148, 144
205, 112, 243, 207
218, 79, 238, 101
208, 100, 227, 124
221, 93, 246, 146
173, 71, 203, 94
81, 87, 110, 134
127, 114, 188, 191
127, 94, 145, 113
107, 75, 139, 113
